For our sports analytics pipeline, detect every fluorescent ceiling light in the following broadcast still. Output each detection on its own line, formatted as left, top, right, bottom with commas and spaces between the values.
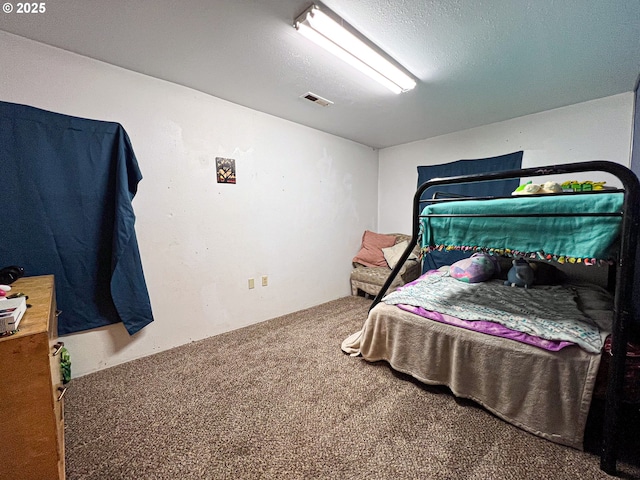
294, 4, 416, 94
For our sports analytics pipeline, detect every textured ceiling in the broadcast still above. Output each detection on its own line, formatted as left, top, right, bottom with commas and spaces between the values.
1, 0, 639, 148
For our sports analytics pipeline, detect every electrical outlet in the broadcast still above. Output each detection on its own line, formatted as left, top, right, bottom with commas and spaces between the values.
261, 275, 268, 287
248, 278, 255, 289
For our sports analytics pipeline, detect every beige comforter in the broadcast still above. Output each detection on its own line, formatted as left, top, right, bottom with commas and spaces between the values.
342, 284, 612, 449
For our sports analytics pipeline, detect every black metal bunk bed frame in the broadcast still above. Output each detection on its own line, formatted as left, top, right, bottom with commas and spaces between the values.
370, 161, 639, 475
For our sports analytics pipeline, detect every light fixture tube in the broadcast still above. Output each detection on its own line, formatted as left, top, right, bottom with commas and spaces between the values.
297, 23, 403, 94
295, 5, 416, 94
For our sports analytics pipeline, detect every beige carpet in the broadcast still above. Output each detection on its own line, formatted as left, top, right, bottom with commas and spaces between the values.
64, 296, 640, 479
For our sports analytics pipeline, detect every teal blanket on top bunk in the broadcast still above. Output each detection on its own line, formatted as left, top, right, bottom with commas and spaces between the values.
421, 193, 623, 264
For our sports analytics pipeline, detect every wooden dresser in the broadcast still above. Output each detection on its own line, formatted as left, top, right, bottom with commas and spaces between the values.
0, 275, 66, 479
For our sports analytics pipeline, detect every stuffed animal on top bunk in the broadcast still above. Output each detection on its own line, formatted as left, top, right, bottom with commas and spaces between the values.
512, 181, 562, 195
504, 258, 535, 288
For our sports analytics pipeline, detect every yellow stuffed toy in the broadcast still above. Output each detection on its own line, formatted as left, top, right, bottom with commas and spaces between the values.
512, 181, 562, 195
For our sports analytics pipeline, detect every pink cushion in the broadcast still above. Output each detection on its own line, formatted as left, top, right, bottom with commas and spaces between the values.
353, 231, 397, 267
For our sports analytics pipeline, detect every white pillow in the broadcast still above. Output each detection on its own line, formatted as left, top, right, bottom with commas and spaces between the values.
381, 240, 418, 269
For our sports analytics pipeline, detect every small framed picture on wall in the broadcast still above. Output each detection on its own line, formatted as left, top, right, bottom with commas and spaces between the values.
216, 157, 236, 184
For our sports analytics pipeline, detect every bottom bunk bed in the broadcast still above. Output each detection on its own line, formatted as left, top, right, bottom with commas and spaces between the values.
342, 160, 640, 475
343, 274, 615, 450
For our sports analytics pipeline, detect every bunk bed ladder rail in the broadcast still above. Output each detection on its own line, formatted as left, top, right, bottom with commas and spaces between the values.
600, 163, 640, 474
368, 160, 639, 475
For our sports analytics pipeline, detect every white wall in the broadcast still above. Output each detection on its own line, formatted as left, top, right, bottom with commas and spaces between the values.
0, 32, 379, 376
378, 93, 635, 234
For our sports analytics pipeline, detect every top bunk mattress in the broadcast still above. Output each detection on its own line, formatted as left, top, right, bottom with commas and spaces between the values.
420, 193, 623, 264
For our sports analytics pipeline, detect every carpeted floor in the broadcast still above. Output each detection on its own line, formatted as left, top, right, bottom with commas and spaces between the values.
64, 296, 639, 479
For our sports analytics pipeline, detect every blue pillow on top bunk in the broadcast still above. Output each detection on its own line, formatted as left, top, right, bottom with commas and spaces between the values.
450, 253, 500, 283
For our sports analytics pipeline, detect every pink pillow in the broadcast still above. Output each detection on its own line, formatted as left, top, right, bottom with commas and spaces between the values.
353, 231, 397, 267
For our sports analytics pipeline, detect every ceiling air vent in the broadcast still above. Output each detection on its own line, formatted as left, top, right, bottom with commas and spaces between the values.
300, 92, 333, 107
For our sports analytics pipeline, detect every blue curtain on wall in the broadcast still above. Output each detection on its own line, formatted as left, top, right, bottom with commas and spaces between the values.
0, 101, 153, 335
418, 151, 523, 272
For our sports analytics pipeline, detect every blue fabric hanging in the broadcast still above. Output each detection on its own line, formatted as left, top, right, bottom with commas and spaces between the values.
0, 101, 153, 335
417, 151, 523, 272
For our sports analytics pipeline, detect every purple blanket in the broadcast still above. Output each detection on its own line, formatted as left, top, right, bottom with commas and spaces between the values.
396, 271, 574, 351
396, 304, 573, 351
